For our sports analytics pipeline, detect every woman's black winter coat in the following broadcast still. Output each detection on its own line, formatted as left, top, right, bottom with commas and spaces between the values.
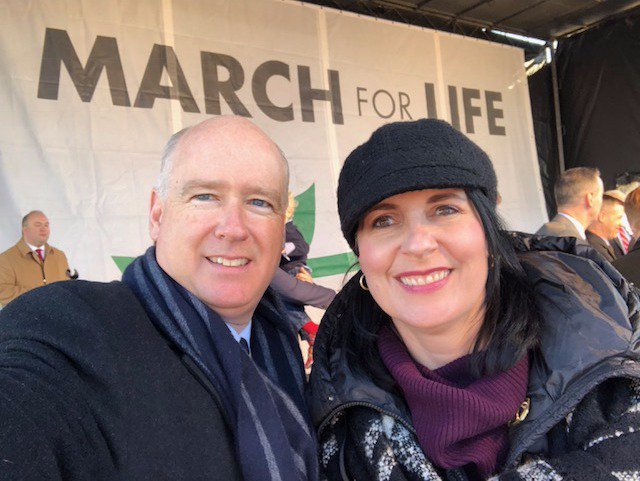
309, 234, 640, 481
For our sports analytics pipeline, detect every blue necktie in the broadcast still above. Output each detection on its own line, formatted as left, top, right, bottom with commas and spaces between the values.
239, 338, 250, 355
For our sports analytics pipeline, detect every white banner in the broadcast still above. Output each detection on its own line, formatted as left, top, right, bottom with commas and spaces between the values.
0, 0, 546, 291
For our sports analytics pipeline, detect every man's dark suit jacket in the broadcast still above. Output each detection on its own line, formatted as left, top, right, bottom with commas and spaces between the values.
613, 241, 640, 286
612, 238, 626, 259
586, 231, 617, 263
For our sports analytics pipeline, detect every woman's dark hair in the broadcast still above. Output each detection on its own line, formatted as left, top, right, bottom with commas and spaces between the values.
338, 188, 541, 383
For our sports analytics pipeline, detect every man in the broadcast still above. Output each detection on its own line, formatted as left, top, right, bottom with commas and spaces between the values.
586, 191, 626, 263
602, 189, 629, 258
0, 210, 70, 306
614, 186, 640, 285
0, 117, 317, 480
536, 167, 603, 243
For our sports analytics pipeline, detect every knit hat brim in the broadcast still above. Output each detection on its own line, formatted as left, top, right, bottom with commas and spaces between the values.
337, 119, 498, 252
341, 163, 492, 252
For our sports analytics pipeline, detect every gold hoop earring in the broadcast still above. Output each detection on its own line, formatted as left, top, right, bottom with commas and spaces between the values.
359, 274, 369, 291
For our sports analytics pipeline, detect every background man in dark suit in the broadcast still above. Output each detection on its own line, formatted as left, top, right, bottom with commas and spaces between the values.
586, 192, 626, 262
614, 187, 640, 284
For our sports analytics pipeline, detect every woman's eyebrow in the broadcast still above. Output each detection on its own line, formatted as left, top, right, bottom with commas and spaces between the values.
426, 192, 465, 203
367, 202, 397, 213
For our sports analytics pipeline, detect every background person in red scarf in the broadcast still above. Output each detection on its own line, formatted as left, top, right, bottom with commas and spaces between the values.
309, 119, 640, 481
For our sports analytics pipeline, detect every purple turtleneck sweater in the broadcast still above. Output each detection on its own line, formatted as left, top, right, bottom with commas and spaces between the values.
378, 326, 529, 478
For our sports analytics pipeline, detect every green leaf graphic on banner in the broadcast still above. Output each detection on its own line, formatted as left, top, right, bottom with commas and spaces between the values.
307, 252, 358, 278
293, 183, 315, 244
112, 256, 134, 273
112, 183, 357, 278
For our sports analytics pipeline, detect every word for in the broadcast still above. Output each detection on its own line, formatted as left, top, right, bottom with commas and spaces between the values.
356, 84, 505, 135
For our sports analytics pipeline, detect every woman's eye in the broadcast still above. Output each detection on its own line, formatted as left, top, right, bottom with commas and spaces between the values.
435, 205, 460, 216
372, 215, 395, 228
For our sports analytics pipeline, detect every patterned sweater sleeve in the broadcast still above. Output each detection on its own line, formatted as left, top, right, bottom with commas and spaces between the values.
491, 378, 640, 481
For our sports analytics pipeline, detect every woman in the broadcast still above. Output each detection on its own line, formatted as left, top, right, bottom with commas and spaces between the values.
309, 119, 640, 481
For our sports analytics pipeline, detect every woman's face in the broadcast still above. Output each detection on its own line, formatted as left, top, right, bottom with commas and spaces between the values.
357, 188, 489, 341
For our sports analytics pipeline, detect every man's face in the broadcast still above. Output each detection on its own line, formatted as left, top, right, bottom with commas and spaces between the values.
22, 213, 50, 247
600, 201, 625, 239
149, 118, 287, 325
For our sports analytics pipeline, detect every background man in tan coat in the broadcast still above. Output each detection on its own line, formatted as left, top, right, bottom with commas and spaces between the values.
0, 211, 70, 306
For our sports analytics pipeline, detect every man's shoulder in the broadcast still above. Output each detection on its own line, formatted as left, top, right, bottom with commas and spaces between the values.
45, 243, 67, 257
0, 280, 147, 339
0, 240, 24, 260
536, 215, 575, 235
586, 230, 605, 245
536, 216, 558, 232
613, 248, 640, 266
16, 278, 133, 303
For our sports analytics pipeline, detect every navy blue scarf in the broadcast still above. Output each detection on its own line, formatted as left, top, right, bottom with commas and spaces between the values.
122, 247, 318, 481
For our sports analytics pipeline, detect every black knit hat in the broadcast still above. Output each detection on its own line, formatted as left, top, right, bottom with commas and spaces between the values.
338, 119, 497, 251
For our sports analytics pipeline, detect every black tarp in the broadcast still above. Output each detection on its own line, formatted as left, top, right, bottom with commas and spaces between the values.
528, 64, 560, 216
556, 11, 640, 189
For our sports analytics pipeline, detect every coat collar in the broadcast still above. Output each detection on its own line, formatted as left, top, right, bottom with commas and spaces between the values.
16, 238, 53, 258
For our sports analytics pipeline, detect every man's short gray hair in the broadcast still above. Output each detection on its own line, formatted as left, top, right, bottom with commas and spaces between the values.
554, 167, 601, 207
276, 146, 290, 206
155, 127, 190, 200
22, 210, 45, 228
155, 125, 290, 206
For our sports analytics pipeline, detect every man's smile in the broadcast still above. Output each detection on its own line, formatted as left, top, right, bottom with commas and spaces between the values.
206, 256, 250, 267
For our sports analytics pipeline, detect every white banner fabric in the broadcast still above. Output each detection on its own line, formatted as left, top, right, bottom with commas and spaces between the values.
0, 0, 547, 293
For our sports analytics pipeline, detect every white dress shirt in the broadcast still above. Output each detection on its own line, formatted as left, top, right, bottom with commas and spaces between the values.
225, 321, 252, 353
27, 242, 46, 260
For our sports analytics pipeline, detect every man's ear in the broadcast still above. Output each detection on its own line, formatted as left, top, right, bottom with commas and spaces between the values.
586, 191, 595, 208
149, 190, 164, 242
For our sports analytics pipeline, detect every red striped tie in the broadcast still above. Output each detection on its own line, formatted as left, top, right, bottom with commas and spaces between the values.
619, 227, 631, 254
35, 248, 44, 263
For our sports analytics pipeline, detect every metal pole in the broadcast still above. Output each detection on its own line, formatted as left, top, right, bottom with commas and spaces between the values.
550, 41, 565, 173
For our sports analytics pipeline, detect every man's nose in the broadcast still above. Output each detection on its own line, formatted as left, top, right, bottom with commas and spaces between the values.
213, 203, 250, 241
401, 222, 438, 257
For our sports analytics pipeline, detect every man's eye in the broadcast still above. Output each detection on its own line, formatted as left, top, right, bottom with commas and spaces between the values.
250, 199, 273, 209
435, 205, 460, 216
193, 194, 215, 202
372, 215, 395, 228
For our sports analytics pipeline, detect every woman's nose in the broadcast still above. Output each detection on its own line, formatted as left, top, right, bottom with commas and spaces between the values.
401, 222, 438, 257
